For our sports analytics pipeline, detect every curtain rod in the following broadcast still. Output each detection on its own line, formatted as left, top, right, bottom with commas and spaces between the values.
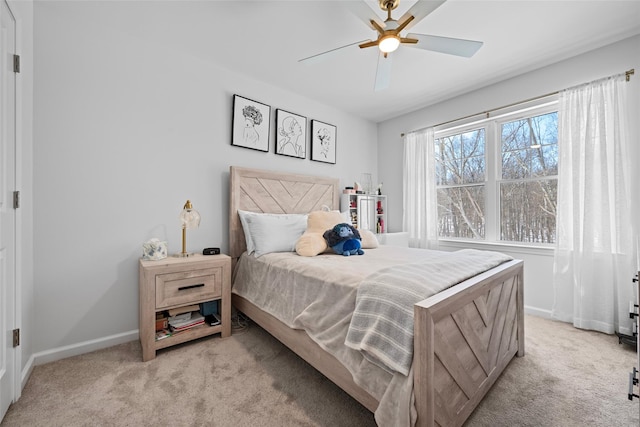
400, 68, 635, 137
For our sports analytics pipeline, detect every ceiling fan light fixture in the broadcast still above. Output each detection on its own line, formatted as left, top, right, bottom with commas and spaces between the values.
379, 34, 400, 53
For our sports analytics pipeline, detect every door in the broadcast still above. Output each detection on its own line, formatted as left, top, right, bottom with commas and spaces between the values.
0, 0, 16, 421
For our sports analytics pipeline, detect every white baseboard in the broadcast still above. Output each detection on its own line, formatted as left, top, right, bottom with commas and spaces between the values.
524, 305, 552, 318
525, 307, 635, 336
32, 329, 139, 366
20, 353, 35, 393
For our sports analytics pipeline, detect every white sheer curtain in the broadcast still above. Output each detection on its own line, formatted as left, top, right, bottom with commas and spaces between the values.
402, 128, 438, 249
552, 73, 636, 335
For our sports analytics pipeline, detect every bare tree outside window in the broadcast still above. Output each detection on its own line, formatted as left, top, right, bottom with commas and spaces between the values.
435, 110, 558, 244
500, 112, 558, 243
436, 129, 486, 239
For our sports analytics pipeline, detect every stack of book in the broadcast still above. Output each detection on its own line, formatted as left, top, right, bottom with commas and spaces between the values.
168, 310, 205, 332
155, 312, 168, 332
154, 303, 220, 341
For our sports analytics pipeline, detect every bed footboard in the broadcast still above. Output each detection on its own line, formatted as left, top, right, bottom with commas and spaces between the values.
413, 259, 524, 427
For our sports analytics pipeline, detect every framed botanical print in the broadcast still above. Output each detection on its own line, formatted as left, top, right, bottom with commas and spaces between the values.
275, 109, 307, 159
310, 120, 336, 164
231, 94, 271, 152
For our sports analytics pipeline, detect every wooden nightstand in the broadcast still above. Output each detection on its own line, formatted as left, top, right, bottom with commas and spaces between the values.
139, 254, 231, 361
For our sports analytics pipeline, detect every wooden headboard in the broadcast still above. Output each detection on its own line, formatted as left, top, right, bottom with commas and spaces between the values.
229, 166, 340, 262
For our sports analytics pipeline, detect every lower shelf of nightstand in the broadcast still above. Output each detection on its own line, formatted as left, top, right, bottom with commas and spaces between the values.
155, 323, 223, 351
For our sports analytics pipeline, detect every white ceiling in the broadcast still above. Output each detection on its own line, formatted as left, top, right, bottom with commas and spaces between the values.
90, 0, 640, 123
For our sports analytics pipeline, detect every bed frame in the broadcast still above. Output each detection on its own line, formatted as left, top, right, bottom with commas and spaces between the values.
229, 166, 524, 427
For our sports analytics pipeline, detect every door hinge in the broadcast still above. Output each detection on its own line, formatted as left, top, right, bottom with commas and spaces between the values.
12, 329, 20, 347
13, 191, 20, 209
13, 54, 20, 73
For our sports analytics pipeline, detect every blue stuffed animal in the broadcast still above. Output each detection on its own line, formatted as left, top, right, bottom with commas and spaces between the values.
322, 223, 365, 256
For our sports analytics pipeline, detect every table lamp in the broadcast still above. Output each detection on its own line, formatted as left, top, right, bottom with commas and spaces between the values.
176, 199, 200, 257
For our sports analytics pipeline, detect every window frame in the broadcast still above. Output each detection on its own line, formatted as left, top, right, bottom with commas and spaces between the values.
434, 98, 559, 247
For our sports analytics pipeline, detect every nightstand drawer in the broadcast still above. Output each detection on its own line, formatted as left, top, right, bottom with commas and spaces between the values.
155, 267, 221, 309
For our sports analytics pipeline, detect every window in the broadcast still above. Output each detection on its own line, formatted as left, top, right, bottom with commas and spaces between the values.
436, 129, 486, 239
500, 112, 558, 243
435, 102, 558, 244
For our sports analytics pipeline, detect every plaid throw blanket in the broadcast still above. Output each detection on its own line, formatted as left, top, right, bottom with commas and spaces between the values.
344, 249, 513, 376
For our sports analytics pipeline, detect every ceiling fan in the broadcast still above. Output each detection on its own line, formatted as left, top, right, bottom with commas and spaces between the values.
299, 0, 483, 92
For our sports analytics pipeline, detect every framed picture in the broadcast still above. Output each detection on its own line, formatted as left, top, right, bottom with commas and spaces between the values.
231, 94, 271, 152
275, 109, 307, 159
310, 120, 336, 164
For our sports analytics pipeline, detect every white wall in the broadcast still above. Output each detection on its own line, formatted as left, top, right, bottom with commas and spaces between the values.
32, 2, 377, 357
377, 35, 640, 318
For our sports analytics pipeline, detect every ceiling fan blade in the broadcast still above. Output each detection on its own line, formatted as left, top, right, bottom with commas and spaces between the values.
344, 1, 386, 32
406, 33, 483, 57
299, 40, 370, 65
398, 0, 447, 32
359, 40, 379, 49
400, 37, 419, 45
374, 52, 392, 92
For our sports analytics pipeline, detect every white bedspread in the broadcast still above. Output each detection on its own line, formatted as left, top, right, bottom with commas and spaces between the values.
231, 246, 511, 427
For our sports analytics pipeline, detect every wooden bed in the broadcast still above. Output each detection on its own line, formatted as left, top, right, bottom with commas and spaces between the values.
229, 166, 524, 427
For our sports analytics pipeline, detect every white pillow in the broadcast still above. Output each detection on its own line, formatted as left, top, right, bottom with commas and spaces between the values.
239, 211, 308, 257
237, 210, 257, 254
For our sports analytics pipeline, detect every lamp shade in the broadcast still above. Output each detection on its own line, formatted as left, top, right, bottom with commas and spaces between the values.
180, 200, 201, 229
176, 200, 200, 257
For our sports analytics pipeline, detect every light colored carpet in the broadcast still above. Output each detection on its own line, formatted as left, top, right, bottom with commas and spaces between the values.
1, 315, 638, 427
